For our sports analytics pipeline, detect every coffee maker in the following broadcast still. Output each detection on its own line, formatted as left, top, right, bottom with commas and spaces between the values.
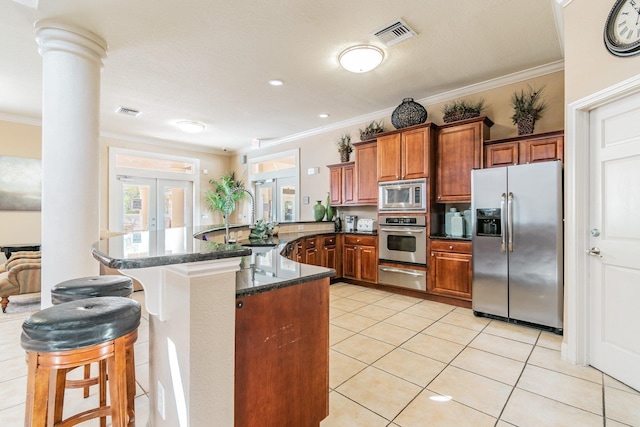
344, 215, 357, 232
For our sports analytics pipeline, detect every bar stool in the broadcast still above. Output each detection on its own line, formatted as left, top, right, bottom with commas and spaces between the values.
21, 296, 141, 427
50, 276, 135, 427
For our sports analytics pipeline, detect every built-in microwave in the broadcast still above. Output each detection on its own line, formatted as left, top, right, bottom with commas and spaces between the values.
378, 178, 427, 212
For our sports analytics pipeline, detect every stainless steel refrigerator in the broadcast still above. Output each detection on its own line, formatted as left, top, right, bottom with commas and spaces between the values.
471, 161, 563, 331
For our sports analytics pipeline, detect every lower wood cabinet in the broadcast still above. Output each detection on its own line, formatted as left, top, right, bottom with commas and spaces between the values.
321, 235, 339, 275
429, 240, 472, 300
342, 234, 377, 283
305, 237, 321, 266
235, 279, 329, 426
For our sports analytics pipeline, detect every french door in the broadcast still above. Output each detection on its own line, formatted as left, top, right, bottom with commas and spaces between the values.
115, 177, 192, 233
255, 177, 297, 223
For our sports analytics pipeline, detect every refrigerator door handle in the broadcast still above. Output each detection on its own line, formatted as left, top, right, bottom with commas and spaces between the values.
500, 193, 507, 252
508, 192, 514, 252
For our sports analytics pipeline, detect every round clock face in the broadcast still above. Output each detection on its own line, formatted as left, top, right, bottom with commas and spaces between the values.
605, 0, 640, 56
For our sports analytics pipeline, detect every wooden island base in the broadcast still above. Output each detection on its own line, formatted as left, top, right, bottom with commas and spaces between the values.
235, 278, 329, 427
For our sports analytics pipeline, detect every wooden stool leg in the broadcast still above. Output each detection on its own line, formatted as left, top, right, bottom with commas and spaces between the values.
99, 359, 108, 427
24, 352, 51, 427
126, 340, 136, 427
52, 368, 68, 424
83, 363, 92, 398
108, 338, 129, 427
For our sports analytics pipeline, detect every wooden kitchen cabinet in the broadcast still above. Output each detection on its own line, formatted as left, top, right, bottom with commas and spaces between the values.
429, 240, 472, 300
235, 278, 329, 426
321, 234, 339, 275
327, 162, 356, 205
436, 117, 492, 203
484, 131, 564, 168
354, 141, 378, 205
305, 237, 321, 266
377, 124, 436, 182
342, 234, 377, 283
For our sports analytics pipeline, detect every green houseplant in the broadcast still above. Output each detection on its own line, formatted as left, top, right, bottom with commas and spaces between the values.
359, 120, 385, 141
204, 171, 246, 222
441, 98, 485, 123
511, 85, 547, 135
336, 133, 353, 163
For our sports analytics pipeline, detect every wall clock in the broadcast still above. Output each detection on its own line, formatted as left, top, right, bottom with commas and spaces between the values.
604, 0, 640, 57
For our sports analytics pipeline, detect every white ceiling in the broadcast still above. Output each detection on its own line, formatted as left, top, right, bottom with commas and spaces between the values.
0, 0, 564, 154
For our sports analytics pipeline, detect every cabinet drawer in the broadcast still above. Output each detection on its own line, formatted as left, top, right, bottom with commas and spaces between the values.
344, 235, 376, 246
430, 240, 471, 254
321, 235, 336, 246
305, 238, 317, 249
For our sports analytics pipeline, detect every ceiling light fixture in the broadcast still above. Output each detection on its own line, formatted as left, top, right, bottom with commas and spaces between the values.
176, 120, 205, 133
268, 79, 284, 86
338, 45, 384, 73
319, 113, 329, 118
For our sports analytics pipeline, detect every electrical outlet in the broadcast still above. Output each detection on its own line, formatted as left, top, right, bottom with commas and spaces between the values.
157, 380, 166, 419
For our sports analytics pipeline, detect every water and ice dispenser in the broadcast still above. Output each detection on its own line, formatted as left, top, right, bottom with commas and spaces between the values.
476, 208, 502, 236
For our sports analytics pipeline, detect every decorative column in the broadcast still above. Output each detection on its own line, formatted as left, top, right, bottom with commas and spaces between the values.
34, 21, 108, 307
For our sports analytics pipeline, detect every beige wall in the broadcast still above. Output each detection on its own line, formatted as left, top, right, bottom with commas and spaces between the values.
564, 1, 640, 104
0, 120, 42, 255
233, 71, 564, 221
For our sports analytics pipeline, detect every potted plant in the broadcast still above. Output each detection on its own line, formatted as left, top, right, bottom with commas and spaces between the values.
204, 171, 246, 222
441, 98, 485, 123
511, 85, 547, 135
336, 133, 353, 162
359, 120, 385, 141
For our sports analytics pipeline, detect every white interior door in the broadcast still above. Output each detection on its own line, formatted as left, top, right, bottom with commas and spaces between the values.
589, 91, 640, 391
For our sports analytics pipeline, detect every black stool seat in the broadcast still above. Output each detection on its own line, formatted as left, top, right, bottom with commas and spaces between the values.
21, 296, 141, 353
51, 275, 134, 304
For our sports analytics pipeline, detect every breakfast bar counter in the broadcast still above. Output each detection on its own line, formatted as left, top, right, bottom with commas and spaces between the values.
92, 226, 334, 427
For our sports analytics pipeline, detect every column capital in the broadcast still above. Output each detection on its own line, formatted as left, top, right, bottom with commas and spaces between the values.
34, 20, 108, 67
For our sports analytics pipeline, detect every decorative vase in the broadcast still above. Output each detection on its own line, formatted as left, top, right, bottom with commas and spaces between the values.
391, 97, 428, 129
340, 149, 350, 163
313, 200, 326, 221
517, 112, 536, 135
325, 192, 334, 221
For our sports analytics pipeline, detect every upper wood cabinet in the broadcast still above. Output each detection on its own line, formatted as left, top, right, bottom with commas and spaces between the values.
327, 162, 355, 206
377, 124, 436, 182
484, 131, 564, 168
436, 117, 493, 203
354, 141, 377, 205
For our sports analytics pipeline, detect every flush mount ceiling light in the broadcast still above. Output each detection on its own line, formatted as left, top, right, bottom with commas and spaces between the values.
268, 79, 284, 86
176, 121, 205, 133
319, 113, 330, 118
338, 45, 384, 73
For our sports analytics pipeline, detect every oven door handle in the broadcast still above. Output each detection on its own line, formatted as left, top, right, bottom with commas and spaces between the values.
379, 227, 425, 233
379, 267, 425, 277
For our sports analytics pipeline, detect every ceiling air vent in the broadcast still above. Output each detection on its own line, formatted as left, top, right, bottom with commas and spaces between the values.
115, 106, 141, 117
372, 19, 417, 47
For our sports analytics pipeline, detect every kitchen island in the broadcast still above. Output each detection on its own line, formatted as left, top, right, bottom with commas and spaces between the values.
92, 226, 334, 427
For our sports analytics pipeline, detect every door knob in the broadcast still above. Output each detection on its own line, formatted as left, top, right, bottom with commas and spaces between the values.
586, 247, 603, 258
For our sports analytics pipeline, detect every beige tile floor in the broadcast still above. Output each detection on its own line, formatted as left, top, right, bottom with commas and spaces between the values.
1, 284, 639, 426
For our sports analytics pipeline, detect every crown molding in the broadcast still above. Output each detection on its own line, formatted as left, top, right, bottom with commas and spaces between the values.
254, 60, 565, 152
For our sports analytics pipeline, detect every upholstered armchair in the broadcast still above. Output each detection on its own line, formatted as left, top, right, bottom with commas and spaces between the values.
0, 251, 41, 313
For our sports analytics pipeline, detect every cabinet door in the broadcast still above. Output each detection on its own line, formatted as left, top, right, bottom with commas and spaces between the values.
359, 245, 378, 283
520, 136, 564, 164
329, 166, 343, 205
343, 163, 356, 205
323, 246, 336, 270
377, 133, 402, 182
484, 142, 519, 168
355, 142, 378, 204
429, 251, 472, 300
402, 128, 430, 180
436, 122, 485, 202
306, 248, 320, 266
342, 245, 358, 279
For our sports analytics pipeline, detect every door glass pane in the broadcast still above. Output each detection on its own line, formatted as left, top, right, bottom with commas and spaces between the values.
123, 182, 152, 233
257, 185, 274, 221
161, 183, 188, 229
279, 181, 296, 223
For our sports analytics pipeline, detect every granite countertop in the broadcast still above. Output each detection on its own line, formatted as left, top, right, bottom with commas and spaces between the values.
91, 226, 336, 297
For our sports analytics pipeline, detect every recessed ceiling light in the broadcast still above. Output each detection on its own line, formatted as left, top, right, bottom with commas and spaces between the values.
268, 79, 284, 86
338, 45, 384, 73
319, 113, 330, 118
176, 121, 205, 133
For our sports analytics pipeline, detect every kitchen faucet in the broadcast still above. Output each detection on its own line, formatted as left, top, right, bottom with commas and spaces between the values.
224, 187, 256, 244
